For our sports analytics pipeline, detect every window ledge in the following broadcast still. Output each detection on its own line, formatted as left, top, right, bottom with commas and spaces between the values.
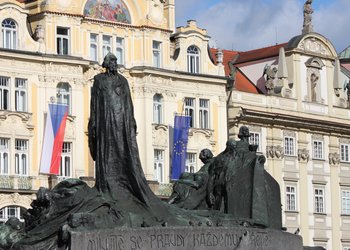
341, 214, 350, 217
312, 158, 326, 162
313, 212, 327, 216
284, 210, 299, 214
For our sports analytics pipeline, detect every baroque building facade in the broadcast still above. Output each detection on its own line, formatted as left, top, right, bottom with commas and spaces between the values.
212, 30, 350, 249
0, 0, 227, 223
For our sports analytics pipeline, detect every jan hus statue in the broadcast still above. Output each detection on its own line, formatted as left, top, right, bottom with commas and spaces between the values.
88, 52, 154, 206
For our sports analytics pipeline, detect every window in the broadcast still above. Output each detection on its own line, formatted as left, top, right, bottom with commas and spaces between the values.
59, 142, 72, 181
57, 82, 71, 115
184, 98, 195, 128
286, 185, 297, 211
154, 150, 164, 183
199, 99, 209, 129
341, 144, 350, 162
284, 136, 295, 156
0, 138, 9, 175
342, 190, 350, 215
90, 33, 98, 61
0, 206, 25, 224
102, 35, 112, 57
0, 76, 10, 110
15, 78, 27, 112
249, 132, 261, 152
313, 140, 323, 159
153, 94, 163, 124
116, 37, 125, 65
314, 187, 325, 213
344, 246, 350, 250
57, 27, 69, 55
187, 45, 200, 73
185, 153, 196, 173
14, 139, 28, 176
2, 19, 17, 49
153, 41, 161, 68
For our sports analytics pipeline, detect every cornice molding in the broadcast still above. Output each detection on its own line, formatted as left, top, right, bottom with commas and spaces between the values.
230, 107, 350, 135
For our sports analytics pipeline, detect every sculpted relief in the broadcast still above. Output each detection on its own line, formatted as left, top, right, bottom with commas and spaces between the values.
298, 38, 332, 56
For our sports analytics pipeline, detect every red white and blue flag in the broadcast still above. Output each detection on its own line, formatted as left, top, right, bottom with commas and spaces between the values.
40, 103, 68, 175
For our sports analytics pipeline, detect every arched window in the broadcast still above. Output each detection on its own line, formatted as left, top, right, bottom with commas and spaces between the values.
153, 94, 163, 124
56, 82, 71, 115
2, 19, 17, 49
187, 45, 200, 73
0, 206, 26, 224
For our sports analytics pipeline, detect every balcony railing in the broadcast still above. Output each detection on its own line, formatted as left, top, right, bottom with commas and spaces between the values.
0, 175, 32, 190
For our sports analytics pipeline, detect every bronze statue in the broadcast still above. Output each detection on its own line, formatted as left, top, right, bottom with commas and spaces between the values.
88, 52, 153, 206
168, 149, 214, 209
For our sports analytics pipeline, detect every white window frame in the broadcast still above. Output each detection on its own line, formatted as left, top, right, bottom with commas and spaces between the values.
285, 185, 297, 211
57, 82, 71, 115
342, 190, 350, 215
2, 19, 17, 49
249, 132, 261, 152
343, 246, 350, 250
152, 40, 161, 68
0, 138, 9, 175
102, 35, 112, 57
90, 33, 98, 61
341, 144, 350, 162
59, 142, 72, 179
184, 97, 195, 128
185, 153, 196, 173
56, 27, 69, 55
199, 99, 209, 129
154, 149, 164, 183
0, 206, 24, 223
284, 136, 295, 156
187, 45, 200, 73
14, 139, 28, 176
15, 78, 27, 112
153, 94, 163, 124
0, 76, 10, 110
314, 187, 325, 213
313, 140, 324, 159
116, 37, 125, 65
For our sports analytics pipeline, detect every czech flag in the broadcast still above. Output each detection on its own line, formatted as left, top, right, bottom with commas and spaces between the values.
40, 103, 68, 175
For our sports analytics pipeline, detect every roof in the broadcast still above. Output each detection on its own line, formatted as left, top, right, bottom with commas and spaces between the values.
210, 48, 260, 94
339, 45, 350, 60
234, 43, 287, 64
209, 48, 239, 75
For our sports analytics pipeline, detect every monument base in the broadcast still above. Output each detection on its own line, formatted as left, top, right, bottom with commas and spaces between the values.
70, 226, 303, 250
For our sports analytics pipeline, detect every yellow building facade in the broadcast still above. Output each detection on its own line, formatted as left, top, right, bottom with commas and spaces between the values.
0, 0, 227, 222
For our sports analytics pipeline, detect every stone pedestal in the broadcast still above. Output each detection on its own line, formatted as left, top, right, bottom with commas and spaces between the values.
70, 226, 303, 250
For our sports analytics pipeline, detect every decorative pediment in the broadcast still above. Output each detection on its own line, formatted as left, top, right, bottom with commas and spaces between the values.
298, 37, 332, 57
305, 57, 324, 69
84, 0, 131, 24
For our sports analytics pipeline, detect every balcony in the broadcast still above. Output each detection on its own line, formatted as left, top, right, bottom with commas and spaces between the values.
0, 175, 33, 190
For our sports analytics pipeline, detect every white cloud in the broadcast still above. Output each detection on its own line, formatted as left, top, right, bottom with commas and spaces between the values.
175, 0, 350, 53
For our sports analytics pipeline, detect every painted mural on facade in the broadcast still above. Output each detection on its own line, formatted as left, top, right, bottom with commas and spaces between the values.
84, 0, 131, 24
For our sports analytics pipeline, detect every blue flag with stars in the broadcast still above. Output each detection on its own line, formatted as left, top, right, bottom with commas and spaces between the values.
171, 115, 191, 180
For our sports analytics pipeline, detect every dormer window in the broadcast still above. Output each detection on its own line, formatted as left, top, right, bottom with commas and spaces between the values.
2, 19, 17, 49
187, 45, 200, 73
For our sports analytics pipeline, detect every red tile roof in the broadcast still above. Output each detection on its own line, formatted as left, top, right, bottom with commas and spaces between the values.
210, 48, 259, 94
209, 48, 239, 76
234, 43, 287, 64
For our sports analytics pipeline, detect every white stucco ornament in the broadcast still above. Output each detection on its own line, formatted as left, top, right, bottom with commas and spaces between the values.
57, 0, 72, 8
148, 0, 164, 25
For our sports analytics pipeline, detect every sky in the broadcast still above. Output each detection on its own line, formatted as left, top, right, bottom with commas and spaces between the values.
175, 0, 350, 53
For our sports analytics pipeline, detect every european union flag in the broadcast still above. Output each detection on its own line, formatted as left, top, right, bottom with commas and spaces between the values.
171, 115, 191, 180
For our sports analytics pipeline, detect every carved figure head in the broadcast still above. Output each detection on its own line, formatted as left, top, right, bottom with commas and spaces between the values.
199, 148, 213, 164
226, 139, 237, 152
238, 126, 250, 140
102, 52, 118, 74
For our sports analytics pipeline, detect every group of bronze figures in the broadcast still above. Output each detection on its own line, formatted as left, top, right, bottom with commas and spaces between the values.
0, 53, 282, 249
169, 126, 282, 229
